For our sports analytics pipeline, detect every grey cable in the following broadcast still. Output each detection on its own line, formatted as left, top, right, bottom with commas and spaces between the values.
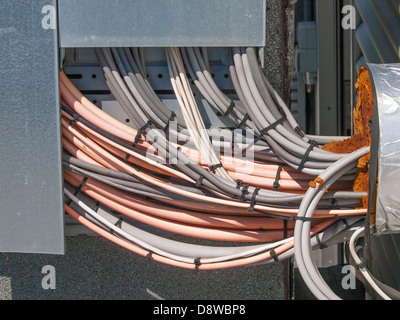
294, 146, 370, 300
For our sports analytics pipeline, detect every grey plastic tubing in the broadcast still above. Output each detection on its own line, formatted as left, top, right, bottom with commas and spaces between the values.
63, 150, 363, 210
111, 46, 272, 160
60, 106, 361, 210
297, 163, 359, 300
180, 47, 263, 138
166, 47, 233, 180
233, 48, 342, 161
63, 154, 222, 200
107, 46, 347, 176
243, 47, 349, 144
60, 101, 363, 208
66, 183, 275, 260
62, 99, 307, 207
86, 47, 364, 207
147, 47, 269, 150
112, 47, 261, 148
294, 147, 370, 300
228, 53, 327, 174
65, 180, 364, 265
230, 47, 349, 175
114, 46, 290, 164
61, 46, 370, 273
94, 47, 311, 205
181, 48, 244, 123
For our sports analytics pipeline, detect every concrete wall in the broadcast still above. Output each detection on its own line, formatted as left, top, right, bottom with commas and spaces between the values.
263, 0, 297, 106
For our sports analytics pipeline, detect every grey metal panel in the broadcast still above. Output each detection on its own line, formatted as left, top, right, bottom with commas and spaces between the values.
367, 233, 400, 296
355, 0, 400, 64
315, 0, 339, 136
356, 23, 382, 63
58, 0, 266, 48
0, 0, 65, 254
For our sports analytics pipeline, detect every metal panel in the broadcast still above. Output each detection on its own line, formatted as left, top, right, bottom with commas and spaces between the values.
293, 0, 355, 137
58, 0, 266, 48
0, 0, 65, 254
292, 20, 317, 132
355, 0, 400, 64
315, 0, 339, 136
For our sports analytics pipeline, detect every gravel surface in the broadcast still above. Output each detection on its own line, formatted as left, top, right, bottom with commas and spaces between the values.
0, 235, 285, 300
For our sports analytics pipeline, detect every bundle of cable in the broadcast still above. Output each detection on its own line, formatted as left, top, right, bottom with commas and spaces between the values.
60, 47, 368, 271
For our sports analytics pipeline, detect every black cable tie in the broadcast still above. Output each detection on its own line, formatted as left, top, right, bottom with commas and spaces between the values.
270, 249, 279, 262
294, 126, 305, 138
252, 209, 291, 221
222, 101, 235, 117
235, 114, 249, 129
207, 132, 213, 145
260, 118, 286, 136
242, 117, 285, 157
134, 120, 153, 145
242, 135, 263, 157
168, 111, 176, 123
298, 140, 318, 171
236, 179, 243, 189
163, 111, 176, 132
248, 187, 260, 212
289, 215, 315, 222
331, 198, 338, 208
65, 177, 88, 206
163, 122, 170, 133
124, 153, 130, 161
74, 177, 88, 196
114, 218, 123, 228
240, 185, 249, 202
146, 251, 153, 261
69, 114, 80, 128
273, 165, 283, 191
315, 234, 328, 250
134, 132, 142, 145
195, 175, 205, 187
341, 218, 350, 230
289, 214, 340, 222
209, 163, 223, 173
283, 220, 288, 239
277, 106, 287, 120
354, 261, 365, 270
143, 120, 153, 130
94, 201, 100, 212
194, 258, 201, 271
61, 104, 72, 114
231, 128, 235, 158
